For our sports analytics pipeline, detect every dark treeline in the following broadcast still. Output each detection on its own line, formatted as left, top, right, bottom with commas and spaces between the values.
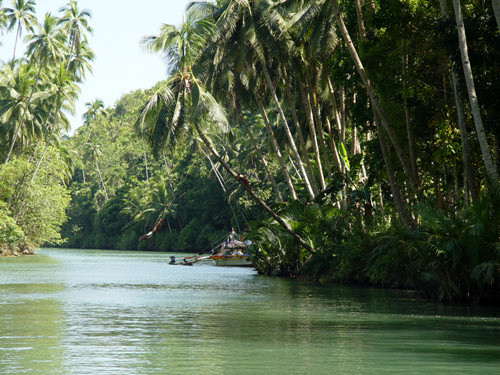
1, 0, 499, 305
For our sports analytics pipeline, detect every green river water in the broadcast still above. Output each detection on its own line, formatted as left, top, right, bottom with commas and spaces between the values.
1, 248, 499, 374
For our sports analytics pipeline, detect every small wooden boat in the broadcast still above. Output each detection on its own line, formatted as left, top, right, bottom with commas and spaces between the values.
210, 253, 252, 267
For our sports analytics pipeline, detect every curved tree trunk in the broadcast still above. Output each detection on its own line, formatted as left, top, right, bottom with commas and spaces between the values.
192, 118, 315, 254
452, 0, 499, 183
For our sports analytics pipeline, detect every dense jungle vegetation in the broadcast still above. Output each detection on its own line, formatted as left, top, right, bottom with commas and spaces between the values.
1, 0, 499, 304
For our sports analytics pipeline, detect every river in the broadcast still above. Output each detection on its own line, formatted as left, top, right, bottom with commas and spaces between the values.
1, 248, 499, 374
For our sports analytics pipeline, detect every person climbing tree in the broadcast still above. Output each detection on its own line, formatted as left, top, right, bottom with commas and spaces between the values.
139, 219, 163, 241
236, 173, 253, 191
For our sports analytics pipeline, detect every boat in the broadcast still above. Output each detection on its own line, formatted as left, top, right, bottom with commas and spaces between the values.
209, 236, 253, 267
210, 253, 252, 267
169, 230, 253, 267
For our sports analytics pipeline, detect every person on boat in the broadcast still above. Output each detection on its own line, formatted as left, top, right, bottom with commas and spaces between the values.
169, 256, 176, 264
139, 219, 163, 241
228, 227, 236, 245
233, 248, 243, 256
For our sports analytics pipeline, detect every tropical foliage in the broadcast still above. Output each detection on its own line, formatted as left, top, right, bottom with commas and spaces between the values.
0, 0, 92, 252
1, 1, 499, 304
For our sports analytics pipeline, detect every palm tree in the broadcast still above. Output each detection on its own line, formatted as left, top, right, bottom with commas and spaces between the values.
13, 62, 78, 221
139, 8, 315, 253
87, 142, 108, 201
4, 0, 37, 60
0, 61, 46, 159
58, 0, 93, 70
198, 0, 316, 200
439, 0, 478, 203
66, 38, 94, 81
1, 2, 7, 39
4, 13, 66, 164
330, 0, 422, 199
79, 98, 104, 153
452, 0, 499, 183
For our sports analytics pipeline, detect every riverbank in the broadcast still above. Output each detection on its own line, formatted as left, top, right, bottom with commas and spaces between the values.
0, 245, 34, 257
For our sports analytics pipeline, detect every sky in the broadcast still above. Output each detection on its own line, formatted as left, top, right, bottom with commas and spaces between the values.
0, 0, 192, 134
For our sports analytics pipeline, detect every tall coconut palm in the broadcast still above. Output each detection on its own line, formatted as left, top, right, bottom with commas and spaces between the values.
87, 142, 108, 201
330, 0, 422, 198
439, 0, 478, 202
78, 98, 103, 154
58, 0, 93, 70
452, 0, 498, 183
0, 61, 46, 159
4, 0, 37, 60
192, 0, 316, 200
139, 8, 315, 253
13, 62, 78, 221
4, 13, 66, 164
66, 38, 94, 81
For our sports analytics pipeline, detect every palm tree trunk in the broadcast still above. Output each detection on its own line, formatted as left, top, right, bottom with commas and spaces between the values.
325, 117, 342, 171
299, 81, 326, 191
141, 141, 150, 186
355, 0, 366, 39
331, 0, 422, 197
191, 118, 315, 255
234, 98, 284, 203
13, 101, 61, 222
452, 0, 499, 182
493, 0, 500, 32
403, 54, 419, 184
305, 72, 332, 179
255, 93, 298, 200
94, 156, 108, 201
12, 22, 22, 60
376, 117, 417, 231
439, 0, 478, 202
260, 62, 316, 200
283, 66, 319, 195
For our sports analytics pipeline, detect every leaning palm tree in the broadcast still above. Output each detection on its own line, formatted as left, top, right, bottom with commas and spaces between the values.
452, 0, 498, 183
139, 9, 315, 253
194, 0, 315, 200
330, 0, 422, 199
4, 0, 37, 60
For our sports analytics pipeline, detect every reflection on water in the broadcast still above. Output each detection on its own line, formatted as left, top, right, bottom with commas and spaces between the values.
1, 249, 499, 374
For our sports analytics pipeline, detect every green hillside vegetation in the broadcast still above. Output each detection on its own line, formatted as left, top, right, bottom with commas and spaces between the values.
1, 1, 499, 304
